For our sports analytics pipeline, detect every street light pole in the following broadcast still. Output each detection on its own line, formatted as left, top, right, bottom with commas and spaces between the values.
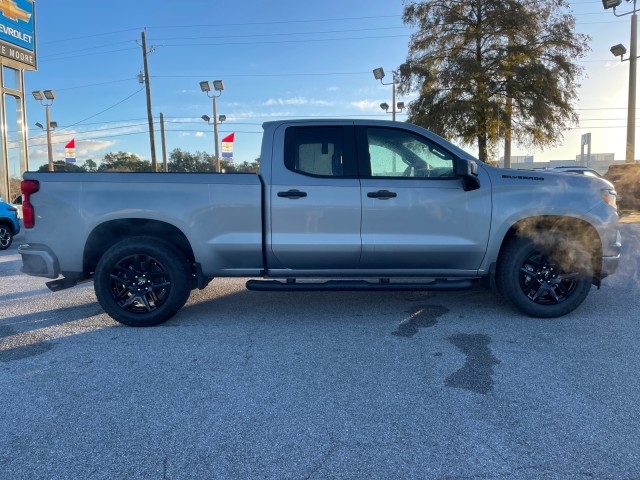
212, 94, 220, 173
373, 67, 403, 121
605, 0, 639, 163
199, 80, 225, 172
32, 90, 56, 171
392, 72, 397, 121
628, 11, 637, 163
45, 104, 53, 171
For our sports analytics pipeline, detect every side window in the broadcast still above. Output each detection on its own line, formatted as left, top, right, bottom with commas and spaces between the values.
285, 127, 345, 177
366, 128, 456, 179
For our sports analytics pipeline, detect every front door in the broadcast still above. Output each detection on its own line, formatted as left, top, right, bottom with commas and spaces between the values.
356, 126, 491, 272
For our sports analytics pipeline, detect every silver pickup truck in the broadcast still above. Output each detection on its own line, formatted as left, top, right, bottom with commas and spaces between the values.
18, 119, 621, 326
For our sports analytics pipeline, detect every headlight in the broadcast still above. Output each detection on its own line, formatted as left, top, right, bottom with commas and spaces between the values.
601, 188, 617, 209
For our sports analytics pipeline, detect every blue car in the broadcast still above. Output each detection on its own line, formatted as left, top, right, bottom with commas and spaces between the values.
0, 200, 20, 250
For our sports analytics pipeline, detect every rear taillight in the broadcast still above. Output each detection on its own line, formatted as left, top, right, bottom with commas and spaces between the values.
21, 179, 39, 228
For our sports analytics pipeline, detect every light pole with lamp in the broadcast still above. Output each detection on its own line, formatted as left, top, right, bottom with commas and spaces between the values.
603, 0, 639, 163
372, 68, 404, 121
379, 101, 405, 117
201, 113, 227, 172
32, 90, 56, 171
199, 80, 224, 172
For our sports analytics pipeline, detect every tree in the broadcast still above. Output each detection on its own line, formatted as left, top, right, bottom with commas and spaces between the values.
168, 149, 215, 173
84, 159, 97, 172
168, 149, 260, 173
400, 0, 589, 162
37, 161, 87, 172
233, 158, 261, 173
98, 152, 152, 172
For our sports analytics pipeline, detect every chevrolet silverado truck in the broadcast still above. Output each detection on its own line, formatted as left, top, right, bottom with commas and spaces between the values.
18, 120, 621, 326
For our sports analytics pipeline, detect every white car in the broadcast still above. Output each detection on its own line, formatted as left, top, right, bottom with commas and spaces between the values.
541, 166, 604, 179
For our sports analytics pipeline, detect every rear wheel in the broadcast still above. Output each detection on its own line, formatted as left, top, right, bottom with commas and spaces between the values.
497, 235, 593, 318
0, 225, 13, 250
94, 237, 192, 326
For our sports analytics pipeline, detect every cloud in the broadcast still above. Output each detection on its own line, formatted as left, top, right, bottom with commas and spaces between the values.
263, 97, 335, 107
195, 132, 205, 137
264, 97, 308, 106
27, 139, 115, 163
77, 140, 116, 156
351, 100, 381, 111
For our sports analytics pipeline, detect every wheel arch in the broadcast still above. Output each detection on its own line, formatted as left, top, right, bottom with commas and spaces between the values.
496, 215, 603, 283
0, 219, 15, 233
83, 219, 195, 275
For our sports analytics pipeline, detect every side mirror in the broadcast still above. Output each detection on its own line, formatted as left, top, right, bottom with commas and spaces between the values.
455, 158, 480, 191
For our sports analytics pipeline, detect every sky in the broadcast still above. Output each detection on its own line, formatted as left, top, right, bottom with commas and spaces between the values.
18, 0, 640, 169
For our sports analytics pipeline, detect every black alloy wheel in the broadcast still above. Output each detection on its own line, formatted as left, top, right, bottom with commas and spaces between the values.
94, 237, 192, 326
108, 253, 172, 314
0, 225, 13, 250
518, 251, 579, 305
497, 236, 592, 318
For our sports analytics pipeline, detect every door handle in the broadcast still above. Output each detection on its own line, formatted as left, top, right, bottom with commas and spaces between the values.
277, 189, 308, 199
367, 190, 397, 199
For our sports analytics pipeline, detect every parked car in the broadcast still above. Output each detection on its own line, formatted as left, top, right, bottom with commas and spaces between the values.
0, 200, 20, 250
536, 166, 605, 179
12, 194, 22, 218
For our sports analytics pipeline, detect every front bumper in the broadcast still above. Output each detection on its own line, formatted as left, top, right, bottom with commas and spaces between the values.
18, 243, 60, 279
600, 230, 622, 279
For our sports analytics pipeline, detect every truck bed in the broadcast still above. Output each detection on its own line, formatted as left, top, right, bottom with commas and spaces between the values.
21, 172, 265, 277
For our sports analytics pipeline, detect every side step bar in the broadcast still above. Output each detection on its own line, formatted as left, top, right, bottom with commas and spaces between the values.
246, 278, 475, 292
45, 276, 89, 292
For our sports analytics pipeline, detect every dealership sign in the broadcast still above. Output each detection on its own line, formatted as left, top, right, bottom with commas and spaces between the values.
65, 139, 76, 163
0, 0, 36, 69
221, 132, 234, 158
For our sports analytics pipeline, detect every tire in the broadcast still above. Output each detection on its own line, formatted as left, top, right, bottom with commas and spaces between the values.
94, 236, 192, 327
0, 225, 13, 250
496, 234, 593, 318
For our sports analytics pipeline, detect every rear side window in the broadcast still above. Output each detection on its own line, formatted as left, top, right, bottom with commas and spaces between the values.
285, 127, 348, 177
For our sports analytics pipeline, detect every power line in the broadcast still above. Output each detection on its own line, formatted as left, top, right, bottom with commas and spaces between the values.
37, 14, 404, 47
56, 88, 145, 133
38, 47, 140, 63
39, 40, 136, 59
54, 78, 136, 92
146, 15, 403, 30
151, 26, 410, 42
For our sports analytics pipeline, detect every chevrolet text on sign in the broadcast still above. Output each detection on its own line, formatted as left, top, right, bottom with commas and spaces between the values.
0, 0, 36, 69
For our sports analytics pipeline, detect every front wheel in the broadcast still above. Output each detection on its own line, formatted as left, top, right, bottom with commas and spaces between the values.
497, 235, 593, 318
94, 237, 192, 326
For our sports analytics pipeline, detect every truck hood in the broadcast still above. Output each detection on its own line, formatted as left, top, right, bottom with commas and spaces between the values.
483, 164, 616, 191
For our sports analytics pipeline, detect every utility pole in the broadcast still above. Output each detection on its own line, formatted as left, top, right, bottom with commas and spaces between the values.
160, 112, 168, 172
141, 31, 157, 171
627, 10, 637, 164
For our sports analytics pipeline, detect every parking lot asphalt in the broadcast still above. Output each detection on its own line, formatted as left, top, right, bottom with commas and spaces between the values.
1, 224, 639, 480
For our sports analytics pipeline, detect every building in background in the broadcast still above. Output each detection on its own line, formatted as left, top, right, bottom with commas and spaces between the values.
499, 153, 625, 175
0, 0, 37, 204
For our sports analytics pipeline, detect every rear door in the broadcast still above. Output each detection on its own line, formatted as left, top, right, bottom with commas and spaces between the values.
356, 126, 491, 271
269, 125, 362, 270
